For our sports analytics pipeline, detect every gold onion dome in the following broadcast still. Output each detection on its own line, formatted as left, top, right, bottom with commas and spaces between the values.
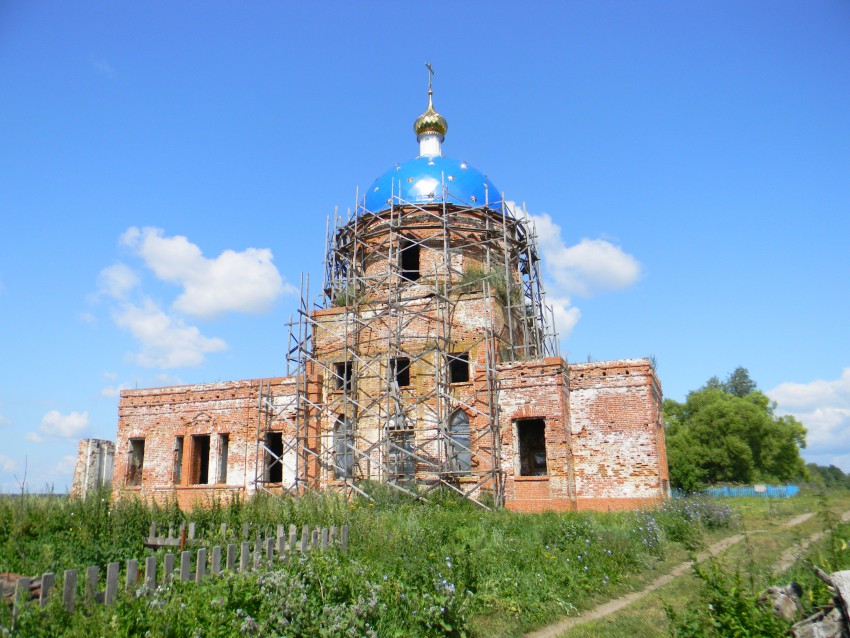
413, 89, 448, 141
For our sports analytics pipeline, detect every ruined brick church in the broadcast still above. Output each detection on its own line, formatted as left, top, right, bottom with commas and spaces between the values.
73, 83, 669, 512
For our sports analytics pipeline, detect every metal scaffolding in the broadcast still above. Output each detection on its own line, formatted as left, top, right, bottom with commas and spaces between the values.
254, 176, 558, 508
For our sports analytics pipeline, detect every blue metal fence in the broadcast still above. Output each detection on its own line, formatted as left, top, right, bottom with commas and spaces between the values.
704, 484, 799, 498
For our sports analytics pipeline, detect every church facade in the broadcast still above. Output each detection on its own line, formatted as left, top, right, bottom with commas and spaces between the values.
77, 86, 669, 512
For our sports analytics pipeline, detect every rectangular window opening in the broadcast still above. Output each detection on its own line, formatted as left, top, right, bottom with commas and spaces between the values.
265, 432, 283, 483
191, 435, 211, 485
333, 361, 353, 392
218, 434, 229, 484
517, 419, 548, 476
400, 238, 420, 281
173, 436, 184, 484
448, 352, 470, 384
392, 357, 410, 387
127, 438, 145, 486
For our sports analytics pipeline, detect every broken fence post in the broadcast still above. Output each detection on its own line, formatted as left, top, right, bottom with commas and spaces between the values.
212, 545, 222, 575
86, 566, 99, 600
164, 553, 175, 580
125, 559, 138, 591
40, 572, 54, 607
188, 522, 196, 540
105, 562, 119, 606
180, 551, 191, 582
253, 540, 262, 568
288, 524, 297, 552
63, 569, 77, 613
321, 528, 329, 551
13, 577, 30, 621
240, 542, 250, 572
196, 548, 207, 583
145, 556, 157, 592
300, 524, 309, 553
226, 543, 236, 572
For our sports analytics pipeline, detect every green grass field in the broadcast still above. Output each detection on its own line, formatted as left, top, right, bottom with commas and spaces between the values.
2, 488, 848, 637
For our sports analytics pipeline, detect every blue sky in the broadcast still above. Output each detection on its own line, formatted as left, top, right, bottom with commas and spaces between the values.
1, 1, 849, 491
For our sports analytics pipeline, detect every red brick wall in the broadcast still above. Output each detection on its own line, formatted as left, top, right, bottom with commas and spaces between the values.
568, 358, 667, 510
497, 358, 576, 512
113, 377, 298, 509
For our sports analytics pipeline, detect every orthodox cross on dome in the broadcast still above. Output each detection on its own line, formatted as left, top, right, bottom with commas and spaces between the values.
414, 62, 448, 157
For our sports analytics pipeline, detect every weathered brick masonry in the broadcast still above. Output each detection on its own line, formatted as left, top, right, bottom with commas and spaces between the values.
107, 356, 667, 511
113, 378, 297, 509
569, 359, 669, 510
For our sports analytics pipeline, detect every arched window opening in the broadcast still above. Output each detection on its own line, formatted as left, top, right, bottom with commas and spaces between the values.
333, 416, 355, 479
388, 413, 415, 484
448, 409, 471, 474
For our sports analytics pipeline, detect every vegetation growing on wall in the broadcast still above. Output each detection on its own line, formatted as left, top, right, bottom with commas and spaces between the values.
458, 264, 521, 307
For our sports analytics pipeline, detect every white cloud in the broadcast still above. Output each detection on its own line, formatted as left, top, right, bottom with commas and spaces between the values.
51, 455, 78, 478
33, 410, 90, 439
503, 206, 641, 339
121, 226, 293, 318
767, 368, 850, 472
101, 383, 131, 397
97, 262, 140, 299
25, 432, 44, 443
0, 455, 17, 472
79, 312, 97, 324
530, 213, 641, 297
153, 373, 184, 386
0, 414, 11, 427
114, 298, 227, 368
550, 297, 581, 339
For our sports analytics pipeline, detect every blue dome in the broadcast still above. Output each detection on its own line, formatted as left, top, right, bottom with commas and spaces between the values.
362, 156, 502, 213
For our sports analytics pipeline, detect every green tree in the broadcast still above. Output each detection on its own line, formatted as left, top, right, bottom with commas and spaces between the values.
663, 371, 807, 489
722, 366, 757, 398
806, 463, 850, 489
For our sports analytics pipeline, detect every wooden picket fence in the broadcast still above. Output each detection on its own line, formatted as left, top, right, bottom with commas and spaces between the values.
7, 522, 348, 619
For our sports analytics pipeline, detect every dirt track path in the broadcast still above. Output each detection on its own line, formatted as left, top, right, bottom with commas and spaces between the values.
525, 510, 849, 638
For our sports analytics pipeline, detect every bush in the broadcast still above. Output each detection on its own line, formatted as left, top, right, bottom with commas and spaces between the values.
665, 560, 792, 637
